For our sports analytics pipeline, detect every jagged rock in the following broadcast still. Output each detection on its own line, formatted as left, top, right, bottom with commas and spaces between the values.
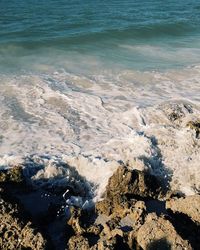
103, 225, 123, 241
67, 206, 85, 235
0, 167, 46, 249
0, 166, 24, 184
96, 198, 113, 216
0, 171, 7, 182
160, 102, 193, 123
136, 213, 192, 250
95, 234, 128, 250
166, 195, 200, 224
96, 237, 117, 250
105, 166, 164, 200
96, 194, 132, 217
120, 201, 146, 231
187, 120, 200, 138
0, 198, 46, 250
87, 224, 102, 235
68, 235, 90, 250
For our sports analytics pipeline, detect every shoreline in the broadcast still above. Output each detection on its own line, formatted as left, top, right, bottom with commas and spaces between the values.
0, 165, 199, 249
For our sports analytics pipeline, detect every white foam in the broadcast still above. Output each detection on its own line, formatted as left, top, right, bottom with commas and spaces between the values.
0, 66, 200, 202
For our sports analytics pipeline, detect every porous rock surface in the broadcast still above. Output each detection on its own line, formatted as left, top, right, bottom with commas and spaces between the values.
67, 166, 198, 250
0, 166, 46, 250
166, 195, 200, 224
136, 213, 192, 250
1, 165, 199, 250
0, 200, 45, 250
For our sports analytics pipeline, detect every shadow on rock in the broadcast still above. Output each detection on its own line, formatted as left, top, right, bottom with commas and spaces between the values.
147, 238, 171, 250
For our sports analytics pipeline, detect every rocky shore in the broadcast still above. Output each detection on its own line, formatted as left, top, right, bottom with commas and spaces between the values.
0, 165, 199, 250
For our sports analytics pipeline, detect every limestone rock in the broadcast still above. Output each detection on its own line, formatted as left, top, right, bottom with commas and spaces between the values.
67, 206, 85, 235
87, 224, 102, 235
0, 198, 46, 250
166, 195, 200, 224
0, 166, 24, 184
68, 235, 90, 250
105, 166, 163, 200
187, 120, 200, 138
136, 213, 192, 250
95, 234, 128, 250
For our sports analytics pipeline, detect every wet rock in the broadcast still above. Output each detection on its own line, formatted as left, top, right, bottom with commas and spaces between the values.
0, 171, 7, 182
105, 166, 164, 200
187, 120, 200, 138
160, 102, 193, 123
68, 235, 90, 250
0, 166, 24, 184
166, 195, 200, 224
67, 206, 86, 235
136, 213, 192, 250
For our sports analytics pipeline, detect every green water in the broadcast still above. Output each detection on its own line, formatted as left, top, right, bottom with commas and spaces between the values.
0, 0, 200, 74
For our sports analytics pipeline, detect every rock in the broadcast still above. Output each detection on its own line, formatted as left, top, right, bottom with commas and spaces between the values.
136, 213, 192, 250
0, 171, 7, 182
166, 195, 200, 224
105, 166, 164, 200
100, 218, 123, 240
160, 102, 193, 123
120, 201, 146, 231
95, 234, 128, 250
0, 166, 24, 184
0, 197, 46, 250
0, 167, 46, 249
87, 224, 102, 235
68, 235, 90, 250
96, 194, 132, 217
187, 120, 200, 138
96, 198, 112, 216
67, 206, 85, 235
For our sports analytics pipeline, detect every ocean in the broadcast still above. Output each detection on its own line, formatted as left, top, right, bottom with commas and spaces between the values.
0, 0, 200, 203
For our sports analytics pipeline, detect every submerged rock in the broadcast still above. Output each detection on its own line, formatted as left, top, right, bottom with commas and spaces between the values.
166, 195, 200, 224
136, 213, 192, 250
187, 120, 200, 138
160, 101, 193, 123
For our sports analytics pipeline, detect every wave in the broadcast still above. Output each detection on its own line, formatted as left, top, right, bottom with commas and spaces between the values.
0, 65, 200, 206
0, 20, 197, 49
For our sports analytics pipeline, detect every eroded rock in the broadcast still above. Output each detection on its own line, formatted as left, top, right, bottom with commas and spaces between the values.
0, 166, 24, 184
68, 235, 90, 250
105, 166, 164, 200
166, 195, 200, 224
187, 120, 200, 138
136, 213, 192, 250
0, 198, 46, 250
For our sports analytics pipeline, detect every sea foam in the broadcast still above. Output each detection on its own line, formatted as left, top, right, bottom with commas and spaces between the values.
0, 66, 200, 206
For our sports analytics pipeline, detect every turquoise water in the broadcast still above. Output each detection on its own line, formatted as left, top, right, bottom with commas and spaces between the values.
1, 0, 200, 73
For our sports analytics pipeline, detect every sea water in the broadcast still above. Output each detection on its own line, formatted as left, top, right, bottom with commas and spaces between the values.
0, 0, 200, 202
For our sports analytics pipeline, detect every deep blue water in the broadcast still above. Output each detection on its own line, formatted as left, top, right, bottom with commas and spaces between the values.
0, 0, 200, 73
